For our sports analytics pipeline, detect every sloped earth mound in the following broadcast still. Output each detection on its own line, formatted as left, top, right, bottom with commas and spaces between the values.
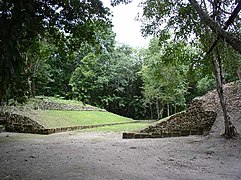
201, 81, 241, 136
0, 97, 132, 134
139, 81, 241, 137
138, 99, 216, 138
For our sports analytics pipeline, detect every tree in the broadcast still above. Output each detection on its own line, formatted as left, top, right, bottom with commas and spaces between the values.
0, 0, 112, 103
188, 0, 241, 54
70, 45, 145, 119
113, 0, 240, 137
120, 0, 240, 138
141, 38, 189, 119
24, 38, 55, 97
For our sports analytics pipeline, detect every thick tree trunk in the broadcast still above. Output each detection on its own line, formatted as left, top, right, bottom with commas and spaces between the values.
188, 0, 241, 54
212, 50, 238, 138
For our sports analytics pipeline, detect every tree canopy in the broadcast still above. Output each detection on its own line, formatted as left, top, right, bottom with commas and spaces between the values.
0, 0, 113, 102
1, 0, 241, 130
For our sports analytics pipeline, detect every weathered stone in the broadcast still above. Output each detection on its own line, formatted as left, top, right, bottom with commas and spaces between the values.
180, 130, 190, 136
123, 133, 135, 139
162, 132, 171, 138
139, 99, 217, 139
172, 131, 181, 137
190, 130, 197, 135
0, 125, 4, 132
134, 134, 141, 138
37, 99, 106, 112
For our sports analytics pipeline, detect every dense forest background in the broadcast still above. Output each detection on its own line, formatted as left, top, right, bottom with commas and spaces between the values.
1, 0, 241, 120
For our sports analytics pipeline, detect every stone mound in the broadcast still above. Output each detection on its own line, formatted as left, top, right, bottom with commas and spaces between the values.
123, 81, 241, 139
32, 97, 106, 111
201, 81, 241, 136
0, 97, 107, 134
137, 99, 216, 137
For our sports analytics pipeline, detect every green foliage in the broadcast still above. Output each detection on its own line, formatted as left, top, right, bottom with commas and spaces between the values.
69, 45, 145, 119
139, 0, 241, 107
141, 38, 190, 118
140, 0, 241, 42
196, 75, 216, 96
110, 0, 133, 6
0, 0, 113, 103
69, 53, 98, 103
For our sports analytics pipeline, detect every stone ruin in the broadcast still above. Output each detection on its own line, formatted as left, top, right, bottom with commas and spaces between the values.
0, 97, 106, 134
123, 99, 217, 139
3, 112, 46, 134
32, 97, 106, 111
0, 97, 217, 136
1, 110, 135, 135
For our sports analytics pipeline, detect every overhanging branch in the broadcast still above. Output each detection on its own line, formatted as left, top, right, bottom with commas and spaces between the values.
207, 0, 241, 54
188, 0, 241, 54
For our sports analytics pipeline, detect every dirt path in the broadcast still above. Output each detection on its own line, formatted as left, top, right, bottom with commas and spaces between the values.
0, 131, 241, 180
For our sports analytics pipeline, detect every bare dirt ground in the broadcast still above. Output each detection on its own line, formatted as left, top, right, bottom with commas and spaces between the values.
0, 131, 241, 180
1, 82, 241, 180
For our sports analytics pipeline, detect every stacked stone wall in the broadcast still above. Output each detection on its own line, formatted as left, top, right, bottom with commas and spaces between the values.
5, 113, 45, 134
3, 112, 137, 134
0, 98, 107, 134
37, 99, 106, 111
123, 99, 217, 139
0, 111, 8, 125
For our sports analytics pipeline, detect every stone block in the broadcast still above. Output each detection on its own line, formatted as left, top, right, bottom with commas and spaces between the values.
140, 133, 151, 138
151, 132, 162, 138
0, 125, 5, 132
190, 130, 197, 135
172, 131, 181, 137
122, 133, 135, 139
196, 128, 203, 135
162, 132, 171, 138
134, 134, 141, 138
180, 130, 190, 136
40, 129, 49, 135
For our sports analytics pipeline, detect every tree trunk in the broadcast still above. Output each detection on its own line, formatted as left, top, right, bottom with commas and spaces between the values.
160, 107, 164, 119
237, 67, 241, 80
156, 99, 160, 120
167, 103, 170, 117
188, 0, 241, 54
149, 102, 153, 120
212, 50, 238, 138
173, 104, 177, 114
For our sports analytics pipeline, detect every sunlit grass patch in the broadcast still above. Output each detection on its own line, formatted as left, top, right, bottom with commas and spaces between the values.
81, 122, 153, 133
36, 110, 134, 128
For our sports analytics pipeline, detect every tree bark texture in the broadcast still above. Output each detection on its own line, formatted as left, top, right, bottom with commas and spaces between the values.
188, 0, 241, 54
167, 103, 170, 117
149, 102, 153, 119
156, 99, 160, 120
212, 50, 237, 138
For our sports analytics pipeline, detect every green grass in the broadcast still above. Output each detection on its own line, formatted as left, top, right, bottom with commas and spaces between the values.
19, 96, 157, 133
81, 122, 152, 133
35, 110, 134, 128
